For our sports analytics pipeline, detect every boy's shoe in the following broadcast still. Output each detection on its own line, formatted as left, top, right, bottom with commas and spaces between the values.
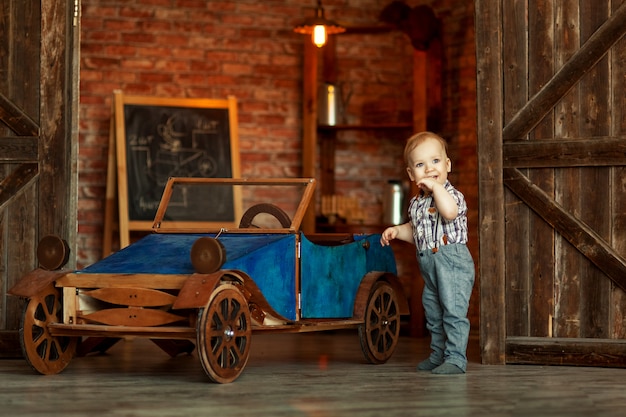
431, 362, 465, 375
416, 359, 438, 371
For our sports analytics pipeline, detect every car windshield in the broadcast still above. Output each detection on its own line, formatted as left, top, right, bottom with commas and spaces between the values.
151, 177, 315, 234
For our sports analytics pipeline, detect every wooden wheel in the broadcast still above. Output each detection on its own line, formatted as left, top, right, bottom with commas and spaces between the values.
238, 203, 291, 228
197, 284, 252, 383
20, 284, 78, 374
358, 281, 401, 364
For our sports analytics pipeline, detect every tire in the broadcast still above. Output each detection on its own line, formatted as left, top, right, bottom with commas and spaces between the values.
358, 281, 401, 364
196, 284, 252, 383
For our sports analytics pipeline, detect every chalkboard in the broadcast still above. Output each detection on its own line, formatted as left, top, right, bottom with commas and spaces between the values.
104, 91, 241, 251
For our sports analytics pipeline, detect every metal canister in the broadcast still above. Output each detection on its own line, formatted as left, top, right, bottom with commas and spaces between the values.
382, 180, 405, 225
318, 83, 338, 126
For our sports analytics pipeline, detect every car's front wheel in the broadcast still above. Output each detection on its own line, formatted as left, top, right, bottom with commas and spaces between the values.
196, 283, 252, 383
20, 284, 78, 374
358, 280, 401, 364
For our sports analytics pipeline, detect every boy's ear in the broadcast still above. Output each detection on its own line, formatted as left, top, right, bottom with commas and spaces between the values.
446, 158, 452, 173
406, 166, 415, 181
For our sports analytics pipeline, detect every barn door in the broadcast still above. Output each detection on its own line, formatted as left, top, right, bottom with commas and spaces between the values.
0, 0, 79, 357
476, 0, 626, 365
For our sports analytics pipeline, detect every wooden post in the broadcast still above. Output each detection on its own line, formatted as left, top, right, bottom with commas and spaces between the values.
302, 40, 318, 234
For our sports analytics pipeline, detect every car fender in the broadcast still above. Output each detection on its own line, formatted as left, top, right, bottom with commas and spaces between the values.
352, 271, 410, 320
8, 268, 69, 299
173, 269, 290, 324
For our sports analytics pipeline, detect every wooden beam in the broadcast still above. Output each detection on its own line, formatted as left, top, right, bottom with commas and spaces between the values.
507, 337, 626, 367
504, 137, 626, 167
503, 167, 626, 292
0, 163, 39, 212
475, 0, 506, 365
0, 92, 40, 136
301, 40, 318, 234
0, 136, 38, 162
502, 1, 626, 141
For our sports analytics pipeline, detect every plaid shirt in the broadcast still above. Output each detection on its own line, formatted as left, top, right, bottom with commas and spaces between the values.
408, 180, 468, 252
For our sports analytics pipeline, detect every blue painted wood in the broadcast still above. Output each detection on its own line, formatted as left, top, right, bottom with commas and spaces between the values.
79, 233, 297, 320
300, 234, 396, 318
221, 235, 297, 320
77, 232, 396, 322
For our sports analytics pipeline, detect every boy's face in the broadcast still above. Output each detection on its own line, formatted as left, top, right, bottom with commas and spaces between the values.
406, 137, 451, 186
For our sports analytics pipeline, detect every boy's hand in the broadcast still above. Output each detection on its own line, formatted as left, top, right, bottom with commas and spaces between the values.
417, 178, 438, 193
380, 226, 397, 246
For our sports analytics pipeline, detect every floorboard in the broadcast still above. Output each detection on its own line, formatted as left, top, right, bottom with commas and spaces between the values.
1, 331, 626, 416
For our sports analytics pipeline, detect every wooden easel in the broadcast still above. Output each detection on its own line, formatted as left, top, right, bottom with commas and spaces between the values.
101, 114, 118, 257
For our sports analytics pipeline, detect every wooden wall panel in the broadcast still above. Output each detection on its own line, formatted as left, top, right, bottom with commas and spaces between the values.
527, 0, 555, 338
39, 0, 76, 241
0, 0, 78, 357
5, 188, 35, 329
503, 0, 531, 337
479, 0, 626, 365
0, 2, 41, 336
553, 0, 581, 339
475, 0, 506, 364
578, 1, 612, 339
609, 3, 626, 338
501, 0, 626, 341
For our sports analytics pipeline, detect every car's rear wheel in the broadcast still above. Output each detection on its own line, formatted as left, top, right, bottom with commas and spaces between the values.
20, 284, 78, 374
238, 203, 291, 228
358, 280, 401, 364
197, 283, 252, 383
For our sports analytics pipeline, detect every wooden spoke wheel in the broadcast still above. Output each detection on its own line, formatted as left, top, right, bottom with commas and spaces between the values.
20, 284, 78, 374
358, 281, 401, 364
191, 237, 226, 274
238, 203, 291, 228
197, 284, 252, 383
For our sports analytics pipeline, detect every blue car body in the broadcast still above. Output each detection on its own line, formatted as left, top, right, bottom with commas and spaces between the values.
80, 231, 397, 322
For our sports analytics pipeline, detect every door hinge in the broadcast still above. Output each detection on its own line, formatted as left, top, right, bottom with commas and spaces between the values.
73, 0, 80, 27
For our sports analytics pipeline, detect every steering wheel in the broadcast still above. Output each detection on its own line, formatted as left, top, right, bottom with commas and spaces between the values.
238, 203, 291, 228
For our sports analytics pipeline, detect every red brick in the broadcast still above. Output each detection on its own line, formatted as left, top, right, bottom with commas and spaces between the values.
121, 59, 156, 70
104, 45, 137, 56
175, 0, 207, 9
154, 34, 190, 47
103, 19, 138, 32
119, 7, 156, 19
122, 33, 156, 44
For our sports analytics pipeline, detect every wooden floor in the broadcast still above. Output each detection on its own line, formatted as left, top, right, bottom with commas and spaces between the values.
1, 330, 626, 416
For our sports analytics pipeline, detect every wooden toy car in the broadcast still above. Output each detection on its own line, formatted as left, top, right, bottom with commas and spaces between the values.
9, 177, 409, 383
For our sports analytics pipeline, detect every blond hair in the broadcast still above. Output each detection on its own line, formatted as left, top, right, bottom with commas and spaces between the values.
403, 131, 448, 166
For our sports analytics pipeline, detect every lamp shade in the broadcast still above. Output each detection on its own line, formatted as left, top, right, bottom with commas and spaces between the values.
293, 1, 345, 47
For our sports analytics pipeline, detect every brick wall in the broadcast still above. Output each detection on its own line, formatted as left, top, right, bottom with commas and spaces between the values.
78, 0, 478, 324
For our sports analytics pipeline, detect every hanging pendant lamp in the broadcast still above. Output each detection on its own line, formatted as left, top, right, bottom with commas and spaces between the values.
293, 0, 346, 47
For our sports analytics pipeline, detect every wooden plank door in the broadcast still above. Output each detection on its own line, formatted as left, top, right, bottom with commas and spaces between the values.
0, 0, 79, 357
477, 0, 626, 365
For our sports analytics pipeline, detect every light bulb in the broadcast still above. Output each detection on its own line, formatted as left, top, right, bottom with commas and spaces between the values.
312, 25, 327, 47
